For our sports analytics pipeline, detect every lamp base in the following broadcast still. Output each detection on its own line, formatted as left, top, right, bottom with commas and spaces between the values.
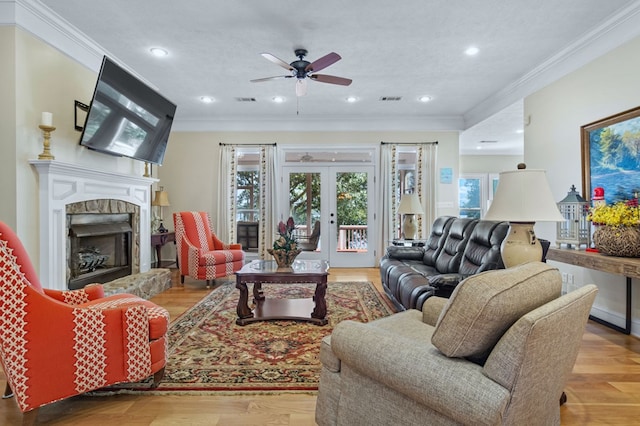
157, 221, 168, 234
402, 214, 417, 240
501, 222, 542, 268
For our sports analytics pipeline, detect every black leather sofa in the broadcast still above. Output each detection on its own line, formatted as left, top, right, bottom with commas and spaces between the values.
380, 216, 509, 311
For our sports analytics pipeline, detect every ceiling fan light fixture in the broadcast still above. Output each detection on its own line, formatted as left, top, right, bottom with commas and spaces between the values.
295, 79, 308, 97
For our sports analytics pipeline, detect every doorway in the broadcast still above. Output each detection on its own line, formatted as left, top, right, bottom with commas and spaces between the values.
280, 148, 376, 267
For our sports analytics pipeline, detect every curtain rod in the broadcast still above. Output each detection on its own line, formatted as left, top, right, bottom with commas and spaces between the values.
380, 141, 438, 145
219, 142, 277, 146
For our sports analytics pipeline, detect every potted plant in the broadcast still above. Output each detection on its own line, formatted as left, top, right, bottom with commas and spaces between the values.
587, 200, 640, 257
267, 217, 302, 267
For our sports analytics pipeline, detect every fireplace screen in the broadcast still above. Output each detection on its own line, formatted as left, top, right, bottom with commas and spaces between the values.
68, 213, 133, 289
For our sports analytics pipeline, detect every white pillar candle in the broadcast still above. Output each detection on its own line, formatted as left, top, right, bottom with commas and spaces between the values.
41, 112, 53, 126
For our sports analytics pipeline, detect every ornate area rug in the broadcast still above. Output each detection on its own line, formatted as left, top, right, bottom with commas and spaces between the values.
106, 281, 394, 394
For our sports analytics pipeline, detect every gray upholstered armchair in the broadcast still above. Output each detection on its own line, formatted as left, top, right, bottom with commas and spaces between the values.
316, 262, 597, 426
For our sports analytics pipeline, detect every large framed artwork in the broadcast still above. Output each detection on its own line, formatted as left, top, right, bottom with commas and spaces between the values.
581, 106, 640, 203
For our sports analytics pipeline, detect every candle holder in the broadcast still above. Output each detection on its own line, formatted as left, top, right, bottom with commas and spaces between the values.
38, 125, 56, 160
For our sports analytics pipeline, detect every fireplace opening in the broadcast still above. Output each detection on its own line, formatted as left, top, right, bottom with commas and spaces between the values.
68, 213, 133, 290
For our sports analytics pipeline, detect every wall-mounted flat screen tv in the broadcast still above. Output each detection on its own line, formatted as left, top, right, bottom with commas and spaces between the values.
79, 56, 177, 165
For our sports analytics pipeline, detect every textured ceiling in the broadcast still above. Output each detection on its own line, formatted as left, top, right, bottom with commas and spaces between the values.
37, 0, 638, 154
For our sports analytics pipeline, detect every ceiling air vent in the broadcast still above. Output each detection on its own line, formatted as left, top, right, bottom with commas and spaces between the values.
479, 140, 498, 144
236, 97, 257, 102
380, 96, 402, 101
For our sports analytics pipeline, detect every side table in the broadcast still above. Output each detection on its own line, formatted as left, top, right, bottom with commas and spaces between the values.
151, 231, 176, 268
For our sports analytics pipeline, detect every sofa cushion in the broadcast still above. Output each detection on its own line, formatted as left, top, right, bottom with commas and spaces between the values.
431, 262, 562, 360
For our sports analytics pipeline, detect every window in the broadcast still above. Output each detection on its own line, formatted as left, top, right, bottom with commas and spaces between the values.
235, 149, 260, 223
459, 173, 489, 218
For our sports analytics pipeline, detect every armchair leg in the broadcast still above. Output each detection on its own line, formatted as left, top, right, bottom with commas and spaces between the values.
560, 391, 567, 405
206, 280, 211, 289
180, 275, 185, 285
3, 382, 13, 398
151, 367, 165, 388
21, 408, 38, 426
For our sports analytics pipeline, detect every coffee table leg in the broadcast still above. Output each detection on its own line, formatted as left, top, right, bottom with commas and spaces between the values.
253, 282, 264, 301
236, 280, 253, 323
311, 280, 328, 320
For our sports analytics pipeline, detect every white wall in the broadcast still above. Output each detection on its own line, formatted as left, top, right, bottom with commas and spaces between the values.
0, 27, 17, 229
160, 130, 461, 228
525, 34, 640, 335
1, 27, 148, 271
459, 155, 524, 174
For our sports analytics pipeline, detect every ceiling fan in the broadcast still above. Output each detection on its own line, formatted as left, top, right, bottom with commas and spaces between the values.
250, 48, 352, 96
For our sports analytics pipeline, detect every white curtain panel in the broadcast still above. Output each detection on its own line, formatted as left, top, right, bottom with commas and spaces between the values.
216, 144, 237, 243
378, 144, 397, 264
416, 143, 438, 238
259, 145, 279, 259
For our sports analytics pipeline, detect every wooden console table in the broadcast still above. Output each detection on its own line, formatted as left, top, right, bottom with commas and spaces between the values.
546, 248, 640, 334
151, 231, 176, 268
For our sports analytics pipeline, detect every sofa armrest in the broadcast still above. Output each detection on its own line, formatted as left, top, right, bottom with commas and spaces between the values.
331, 320, 509, 425
384, 245, 424, 260
422, 296, 448, 326
44, 283, 105, 304
427, 273, 466, 288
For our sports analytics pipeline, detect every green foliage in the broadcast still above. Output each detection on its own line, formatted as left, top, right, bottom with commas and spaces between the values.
288, 172, 368, 232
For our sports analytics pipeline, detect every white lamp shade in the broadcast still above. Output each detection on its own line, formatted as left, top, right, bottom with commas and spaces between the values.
484, 168, 563, 222
397, 193, 425, 215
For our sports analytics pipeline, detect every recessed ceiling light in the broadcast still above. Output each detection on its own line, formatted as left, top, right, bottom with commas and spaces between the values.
149, 47, 169, 57
346, 96, 358, 103
418, 96, 432, 103
515, 129, 524, 134
465, 46, 479, 56
200, 96, 214, 103
272, 96, 285, 103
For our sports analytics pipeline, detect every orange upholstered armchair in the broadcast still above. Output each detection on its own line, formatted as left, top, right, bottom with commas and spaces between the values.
0, 221, 169, 423
173, 211, 245, 288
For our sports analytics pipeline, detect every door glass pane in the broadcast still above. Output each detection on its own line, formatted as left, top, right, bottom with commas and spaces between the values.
336, 172, 368, 253
459, 178, 482, 219
289, 172, 321, 252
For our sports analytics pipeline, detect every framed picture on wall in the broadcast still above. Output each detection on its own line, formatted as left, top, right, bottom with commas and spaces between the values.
581, 106, 640, 203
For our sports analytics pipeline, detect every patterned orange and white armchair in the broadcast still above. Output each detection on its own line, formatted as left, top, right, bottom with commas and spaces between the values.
0, 221, 169, 423
173, 211, 245, 288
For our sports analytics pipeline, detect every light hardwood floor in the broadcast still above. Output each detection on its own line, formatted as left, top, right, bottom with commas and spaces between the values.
1, 268, 639, 425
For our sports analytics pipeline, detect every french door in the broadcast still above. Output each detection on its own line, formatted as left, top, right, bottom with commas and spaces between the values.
282, 165, 376, 267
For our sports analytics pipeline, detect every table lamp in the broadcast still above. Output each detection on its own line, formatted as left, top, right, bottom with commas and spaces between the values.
397, 193, 424, 240
152, 186, 171, 233
484, 164, 563, 268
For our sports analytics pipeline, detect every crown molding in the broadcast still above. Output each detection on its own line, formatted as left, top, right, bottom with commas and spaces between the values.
463, 0, 640, 129
171, 115, 465, 133
6, 0, 150, 84
7, 0, 103, 71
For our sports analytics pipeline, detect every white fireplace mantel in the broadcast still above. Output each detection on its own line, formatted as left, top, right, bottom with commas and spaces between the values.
30, 160, 157, 291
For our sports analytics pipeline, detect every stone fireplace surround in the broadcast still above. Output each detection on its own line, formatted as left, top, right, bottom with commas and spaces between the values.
30, 160, 156, 291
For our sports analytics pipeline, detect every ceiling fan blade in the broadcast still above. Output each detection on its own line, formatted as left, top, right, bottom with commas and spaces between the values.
305, 52, 341, 72
296, 79, 308, 97
310, 74, 352, 86
250, 75, 293, 83
261, 53, 293, 71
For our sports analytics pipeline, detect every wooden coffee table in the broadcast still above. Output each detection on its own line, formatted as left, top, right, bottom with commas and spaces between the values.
235, 259, 330, 326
